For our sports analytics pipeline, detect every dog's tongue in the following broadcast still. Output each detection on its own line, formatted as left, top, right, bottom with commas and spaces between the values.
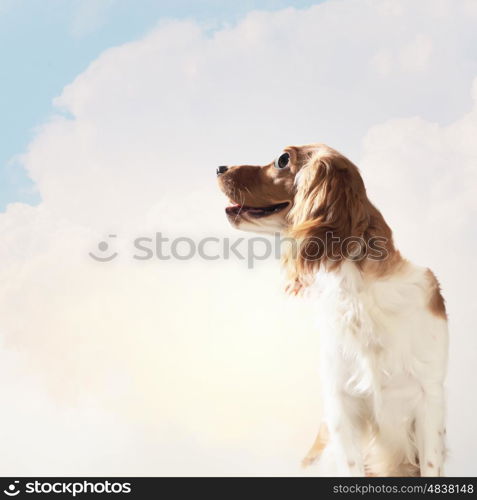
225, 202, 289, 217
246, 207, 266, 215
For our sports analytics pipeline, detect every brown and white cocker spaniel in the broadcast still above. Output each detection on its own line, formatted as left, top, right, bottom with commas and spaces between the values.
217, 143, 448, 477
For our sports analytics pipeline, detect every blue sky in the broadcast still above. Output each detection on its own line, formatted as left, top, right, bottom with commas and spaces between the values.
0, 0, 322, 210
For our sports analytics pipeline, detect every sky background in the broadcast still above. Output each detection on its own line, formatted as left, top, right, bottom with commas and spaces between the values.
1, 0, 477, 476
0, 0, 322, 209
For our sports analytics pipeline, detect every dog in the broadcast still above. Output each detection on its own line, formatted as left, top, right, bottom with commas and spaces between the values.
217, 143, 448, 476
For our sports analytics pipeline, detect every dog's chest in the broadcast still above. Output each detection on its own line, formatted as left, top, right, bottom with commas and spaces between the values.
310, 262, 429, 396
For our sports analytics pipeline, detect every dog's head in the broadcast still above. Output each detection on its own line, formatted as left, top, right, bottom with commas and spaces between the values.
216, 144, 317, 233
217, 143, 394, 285
217, 143, 369, 234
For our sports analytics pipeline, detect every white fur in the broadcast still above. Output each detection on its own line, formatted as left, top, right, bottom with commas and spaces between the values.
310, 260, 448, 476
235, 212, 289, 234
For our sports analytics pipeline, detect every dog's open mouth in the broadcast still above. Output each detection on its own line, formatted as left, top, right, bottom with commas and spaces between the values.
225, 201, 289, 218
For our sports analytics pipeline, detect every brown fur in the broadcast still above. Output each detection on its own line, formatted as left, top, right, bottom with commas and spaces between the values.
426, 269, 447, 319
283, 145, 398, 287
218, 143, 404, 291
217, 160, 296, 208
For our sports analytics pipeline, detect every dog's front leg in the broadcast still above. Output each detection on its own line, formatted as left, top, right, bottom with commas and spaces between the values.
415, 383, 446, 477
323, 388, 365, 476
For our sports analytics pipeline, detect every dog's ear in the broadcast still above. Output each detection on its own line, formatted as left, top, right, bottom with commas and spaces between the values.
283, 153, 370, 285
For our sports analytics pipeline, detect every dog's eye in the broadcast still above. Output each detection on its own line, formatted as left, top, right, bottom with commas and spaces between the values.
274, 152, 290, 169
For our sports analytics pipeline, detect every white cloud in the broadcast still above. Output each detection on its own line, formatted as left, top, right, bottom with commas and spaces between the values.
1, 0, 477, 475
398, 34, 433, 72
371, 34, 434, 76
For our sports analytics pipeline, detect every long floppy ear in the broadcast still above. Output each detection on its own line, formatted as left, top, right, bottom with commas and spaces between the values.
283, 152, 370, 285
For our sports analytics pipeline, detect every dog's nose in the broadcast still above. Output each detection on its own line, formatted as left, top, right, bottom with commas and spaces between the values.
216, 166, 228, 176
